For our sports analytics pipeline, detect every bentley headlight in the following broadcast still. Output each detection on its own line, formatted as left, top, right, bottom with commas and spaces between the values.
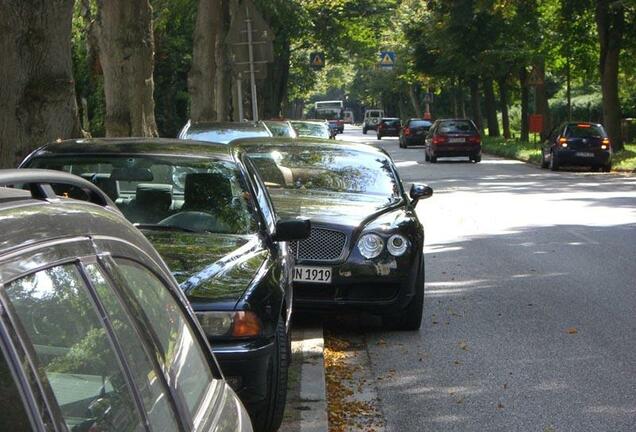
387, 234, 408, 256
357, 233, 384, 259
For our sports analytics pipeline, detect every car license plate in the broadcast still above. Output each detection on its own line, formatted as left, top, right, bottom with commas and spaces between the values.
576, 152, 594, 157
449, 138, 465, 143
293, 266, 332, 284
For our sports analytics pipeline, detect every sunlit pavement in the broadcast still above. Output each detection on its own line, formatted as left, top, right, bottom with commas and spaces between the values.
332, 124, 636, 431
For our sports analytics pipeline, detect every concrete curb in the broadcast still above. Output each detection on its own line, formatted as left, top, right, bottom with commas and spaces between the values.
280, 327, 328, 432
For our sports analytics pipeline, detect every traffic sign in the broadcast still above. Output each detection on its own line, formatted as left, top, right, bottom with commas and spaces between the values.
423, 92, 434, 104
379, 51, 396, 69
527, 66, 544, 86
310, 52, 325, 70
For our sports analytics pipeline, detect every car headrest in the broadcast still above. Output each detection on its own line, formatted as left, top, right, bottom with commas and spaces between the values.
183, 173, 233, 211
136, 183, 173, 210
80, 172, 120, 201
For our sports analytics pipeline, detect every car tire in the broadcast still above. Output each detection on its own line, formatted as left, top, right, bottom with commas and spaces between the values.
383, 259, 424, 331
540, 151, 549, 169
252, 319, 288, 432
430, 155, 437, 163
377, 134, 382, 140
602, 163, 612, 172
472, 154, 482, 163
549, 151, 559, 171
424, 150, 430, 161
363, 128, 368, 135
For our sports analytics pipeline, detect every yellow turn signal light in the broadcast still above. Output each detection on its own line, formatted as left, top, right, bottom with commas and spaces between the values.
232, 311, 262, 337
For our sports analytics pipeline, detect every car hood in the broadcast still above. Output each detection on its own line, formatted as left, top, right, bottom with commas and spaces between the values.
143, 231, 267, 306
268, 189, 401, 227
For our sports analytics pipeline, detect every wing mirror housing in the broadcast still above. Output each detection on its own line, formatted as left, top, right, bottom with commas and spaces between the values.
272, 218, 311, 242
409, 183, 433, 205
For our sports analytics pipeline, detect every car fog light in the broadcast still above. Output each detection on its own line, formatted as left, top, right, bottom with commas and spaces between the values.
357, 233, 384, 259
387, 234, 408, 256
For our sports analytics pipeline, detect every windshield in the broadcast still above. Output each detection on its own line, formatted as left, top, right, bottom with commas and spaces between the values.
409, 120, 432, 128
565, 124, 606, 138
265, 121, 296, 138
29, 155, 259, 235
184, 128, 271, 144
382, 119, 401, 127
247, 147, 401, 202
291, 122, 330, 138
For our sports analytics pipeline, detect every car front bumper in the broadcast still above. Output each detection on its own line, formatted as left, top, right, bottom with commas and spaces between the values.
212, 338, 275, 413
293, 250, 422, 315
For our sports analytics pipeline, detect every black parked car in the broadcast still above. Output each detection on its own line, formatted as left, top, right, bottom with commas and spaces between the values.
399, 119, 432, 148
236, 139, 433, 330
179, 121, 273, 143
21, 139, 310, 432
0, 169, 252, 432
540, 122, 612, 171
376, 117, 402, 140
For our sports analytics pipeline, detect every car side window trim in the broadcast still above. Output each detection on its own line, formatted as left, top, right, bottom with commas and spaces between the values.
0, 314, 47, 431
93, 254, 192, 431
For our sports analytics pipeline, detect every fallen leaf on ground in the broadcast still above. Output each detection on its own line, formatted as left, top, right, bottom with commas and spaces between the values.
497, 403, 504, 410
565, 327, 578, 334
458, 341, 469, 351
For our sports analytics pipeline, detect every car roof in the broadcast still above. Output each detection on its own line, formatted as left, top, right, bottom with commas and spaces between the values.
381, 117, 400, 120
0, 184, 160, 260
25, 137, 235, 162
231, 137, 391, 158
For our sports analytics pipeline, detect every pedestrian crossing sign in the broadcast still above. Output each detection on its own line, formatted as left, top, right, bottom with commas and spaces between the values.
310, 52, 325, 70
379, 51, 396, 69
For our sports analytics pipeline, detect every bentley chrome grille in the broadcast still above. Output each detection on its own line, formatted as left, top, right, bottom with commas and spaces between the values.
289, 227, 347, 261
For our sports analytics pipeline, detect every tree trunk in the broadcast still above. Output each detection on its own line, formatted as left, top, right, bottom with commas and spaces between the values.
92, 0, 158, 137
497, 76, 511, 139
0, 0, 81, 168
409, 84, 422, 118
483, 77, 500, 137
533, 58, 551, 139
262, 39, 291, 119
189, 0, 228, 123
596, 0, 624, 151
519, 67, 530, 142
469, 78, 483, 133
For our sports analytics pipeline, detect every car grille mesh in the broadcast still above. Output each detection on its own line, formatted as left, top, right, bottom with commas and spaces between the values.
289, 227, 346, 261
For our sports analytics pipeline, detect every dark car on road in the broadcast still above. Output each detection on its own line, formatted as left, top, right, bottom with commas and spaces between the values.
179, 121, 273, 144
425, 118, 482, 163
376, 117, 402, 140
237, 139, 433, 330
541, 122, 612, 171
21, 139, 310, 432
0, 169, 252, 432
399, 119, 432, 148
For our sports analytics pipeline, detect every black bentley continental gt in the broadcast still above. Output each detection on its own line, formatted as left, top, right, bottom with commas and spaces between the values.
236, 138, 433, 330
20, 138, 310, 432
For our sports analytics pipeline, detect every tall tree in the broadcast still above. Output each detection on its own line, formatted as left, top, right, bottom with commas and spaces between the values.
0, 0, 82, 168
189, 0, 232, 122
483, 77, 500, 136
90, 0, 158, 136
595, 0, 625, 151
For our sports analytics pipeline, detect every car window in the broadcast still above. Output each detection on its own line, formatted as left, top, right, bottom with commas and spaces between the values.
0, 347, 34, 431
437, 120, 477, 134
84, 263, 180, 432
409, 120, 431, 128
29, 156, 259, 235
3, 264, 145, 431
565, 124, 606, 138
382, 119, 401, 127
247, 147, 401, 201
184, 128, 271, 144
291, 122, 330, 138
112, 259, 219, 422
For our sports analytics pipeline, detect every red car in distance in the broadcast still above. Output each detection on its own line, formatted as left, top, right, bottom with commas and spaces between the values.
424, 118, 482, 163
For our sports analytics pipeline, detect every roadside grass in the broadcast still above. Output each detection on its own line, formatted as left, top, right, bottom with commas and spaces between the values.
482, 137, 636, 172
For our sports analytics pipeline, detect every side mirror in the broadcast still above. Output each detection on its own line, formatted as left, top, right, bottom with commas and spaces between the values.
272, 218, 311, 242
409, 183, 433, 205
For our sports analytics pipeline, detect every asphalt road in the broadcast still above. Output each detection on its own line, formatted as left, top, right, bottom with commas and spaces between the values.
333, 125, 636, 431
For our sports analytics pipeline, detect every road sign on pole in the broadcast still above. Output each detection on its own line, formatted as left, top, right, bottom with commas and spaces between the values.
423, 92, 434, 104
310, 52, 325, 70
379, 51, 396, 70
227, 0, 274, 121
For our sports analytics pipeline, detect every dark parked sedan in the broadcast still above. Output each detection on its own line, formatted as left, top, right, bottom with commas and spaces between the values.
0, 169, 252, 432
236, 139, 433, 330
179, 120, 273, 143
425, 118, 482, 162
377, 117, 402, 140
21, 139, 309, 432
399, 119, 432, 148
541, 122, 612, 171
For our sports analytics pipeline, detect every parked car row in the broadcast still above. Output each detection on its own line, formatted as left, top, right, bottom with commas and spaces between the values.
1, 122, 434, 432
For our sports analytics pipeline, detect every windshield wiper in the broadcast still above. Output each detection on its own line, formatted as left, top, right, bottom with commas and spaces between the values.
134, 223, 198, 233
